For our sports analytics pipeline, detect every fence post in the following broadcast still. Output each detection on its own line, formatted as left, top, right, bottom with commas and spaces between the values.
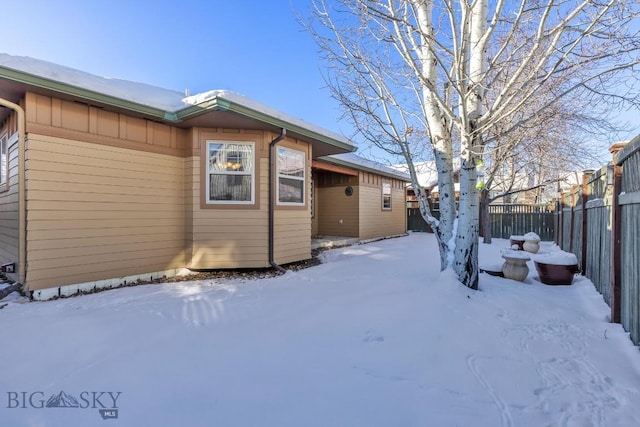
580, 170, 594, 274
557, 197, 563, 247
569, 185, 578, 253
610, 164, 623, 324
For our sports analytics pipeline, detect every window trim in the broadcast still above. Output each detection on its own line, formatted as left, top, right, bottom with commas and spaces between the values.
382, 181, 392, 210
276, 146, 306, 206
205, 140, 256, 205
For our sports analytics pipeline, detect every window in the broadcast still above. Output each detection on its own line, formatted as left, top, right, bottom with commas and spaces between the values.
277, 147, 305, 205
0, 133, 7, 188
206, 141, 255, 204
382, 182, 392, 210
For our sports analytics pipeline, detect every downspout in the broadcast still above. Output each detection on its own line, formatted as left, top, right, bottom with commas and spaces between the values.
0, 98, 26, 285
269, 128, 287, 273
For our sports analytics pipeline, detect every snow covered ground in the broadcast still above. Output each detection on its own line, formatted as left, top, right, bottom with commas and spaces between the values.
1, 233, 639, 427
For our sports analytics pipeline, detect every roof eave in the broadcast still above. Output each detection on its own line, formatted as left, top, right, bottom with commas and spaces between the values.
0, 65, 355, 154
0, 65, 171, 121
177, 96, 355, 154
317, 155, 411, 182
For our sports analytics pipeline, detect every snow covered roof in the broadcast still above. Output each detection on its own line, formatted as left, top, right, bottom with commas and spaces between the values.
0, 54, 353, 153
431, 182, 461, 194
318, 153, 411, 181
392, 158, 461, 188
0, 53, 186, 111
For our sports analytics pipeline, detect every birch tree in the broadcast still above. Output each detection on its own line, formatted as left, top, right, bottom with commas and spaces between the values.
306, 0, 640, 289
478, 89, 612, 243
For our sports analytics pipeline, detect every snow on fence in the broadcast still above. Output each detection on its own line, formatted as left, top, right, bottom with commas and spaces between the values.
555, 135, 640, 346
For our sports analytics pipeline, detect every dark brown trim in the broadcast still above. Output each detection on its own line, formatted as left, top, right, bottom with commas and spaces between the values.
312, 160, 358, 176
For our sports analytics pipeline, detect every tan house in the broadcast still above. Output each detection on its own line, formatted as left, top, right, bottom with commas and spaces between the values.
0, 54, 358, 299
312, 153, 409, 241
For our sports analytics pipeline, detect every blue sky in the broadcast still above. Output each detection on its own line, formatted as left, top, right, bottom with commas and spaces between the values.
1, 0, 637, 165
0, 0, 357, 144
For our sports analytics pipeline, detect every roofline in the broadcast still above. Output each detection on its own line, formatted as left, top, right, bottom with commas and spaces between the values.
0, 64, 171, 120
178, 96, 355, 153
0, 65, 356, 153
317, 155, 411, 181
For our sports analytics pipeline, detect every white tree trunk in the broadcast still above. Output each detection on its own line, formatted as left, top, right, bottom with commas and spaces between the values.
453, 0, 487, 289
414, 0, 456, 270
308, 0, 640, 289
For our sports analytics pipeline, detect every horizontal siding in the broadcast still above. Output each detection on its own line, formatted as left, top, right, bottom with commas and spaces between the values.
27, 218, 184, 231
188, 136, 313, 269
28, 231, 185, 251
0, 136, 19, 268
25, 134, 185, 291
316, 185, 359, 237
188, 157, 270, 269
27, 254, 184, 290
359, 184, 406, 240
274, 209, 311, 265
28, 225, 184, 240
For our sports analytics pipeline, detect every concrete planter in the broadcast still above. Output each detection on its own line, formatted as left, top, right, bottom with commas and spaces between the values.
523, 240, 540, 254
502, 252, 530, 282
509, 235, 525, 250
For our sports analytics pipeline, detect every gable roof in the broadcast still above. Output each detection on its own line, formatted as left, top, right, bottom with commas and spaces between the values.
318, 153, 411, 181
0, 54, 354, 156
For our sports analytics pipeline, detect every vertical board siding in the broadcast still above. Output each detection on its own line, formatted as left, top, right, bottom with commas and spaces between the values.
561, 209, 572, 252
556, 143, 640, 346
25, 134, 186, 290
572, 209, 583, 270
619, 148, 640, 345
26, 93, 186, 157
585, 205, 612, 304
620, 204, 640, 345
487, 204, 554, 240
621, 151, 640, 192
358, 182, 406, 240
583, 167, 612, 304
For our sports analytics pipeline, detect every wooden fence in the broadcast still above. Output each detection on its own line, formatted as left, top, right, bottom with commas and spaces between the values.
555, 135, 640, 346
407, 204, 554, 241
487, 204, 555, 240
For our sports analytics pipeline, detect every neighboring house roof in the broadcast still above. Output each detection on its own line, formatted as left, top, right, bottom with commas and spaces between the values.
431, 182, 461, 194
392, 158, 461, 188
0, 54, 354, 156
318, 153, 411, 181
